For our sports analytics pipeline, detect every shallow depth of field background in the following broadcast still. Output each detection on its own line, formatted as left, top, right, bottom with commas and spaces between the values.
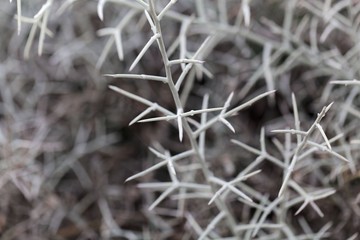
0, 1, 360, 239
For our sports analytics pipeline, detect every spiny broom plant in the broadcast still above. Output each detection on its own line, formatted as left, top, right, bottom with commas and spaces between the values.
6, 0, 360, 239
98, 0, 351, 239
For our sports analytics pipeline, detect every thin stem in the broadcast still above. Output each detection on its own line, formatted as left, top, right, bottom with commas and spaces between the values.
147, 0, 240, 237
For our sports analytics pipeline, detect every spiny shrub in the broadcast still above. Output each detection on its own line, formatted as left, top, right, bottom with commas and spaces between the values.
5, 0, 360, 239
